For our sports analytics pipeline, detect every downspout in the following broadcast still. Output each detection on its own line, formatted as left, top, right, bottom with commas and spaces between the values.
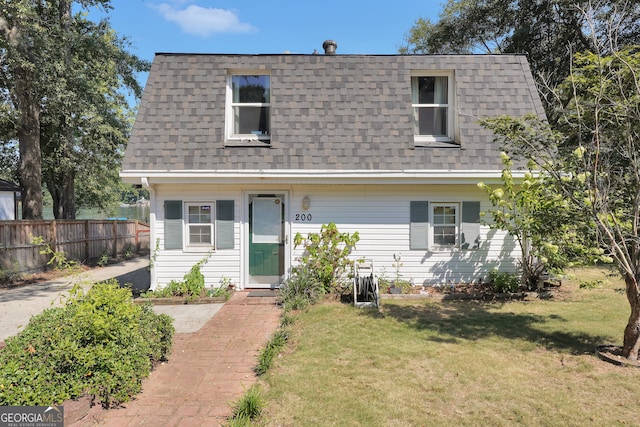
14, 190, 20, 220
142, 177, 158, 290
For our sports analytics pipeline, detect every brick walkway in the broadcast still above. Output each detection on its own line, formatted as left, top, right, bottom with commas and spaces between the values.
77, 292, 280, 426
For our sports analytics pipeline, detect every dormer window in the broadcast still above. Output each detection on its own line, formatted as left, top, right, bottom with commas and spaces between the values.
411, 72, 456, 145
226, 73, 271, 143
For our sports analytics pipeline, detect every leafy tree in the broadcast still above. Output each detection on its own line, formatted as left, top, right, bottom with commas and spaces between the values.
0, 1, 148, 219
401, 0, 640, 113
119, 185, 149, 205
0, 86, 17, 182
41, 6, 147, 218
0, 142, 18, 183
478, 153, 601, 290
0, 0, 46, 218
482, 46, 640, 360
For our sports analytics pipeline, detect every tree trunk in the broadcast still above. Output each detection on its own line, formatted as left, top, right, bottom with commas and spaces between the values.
60, 171, 76, 219
622, 273, 640, 360
16, 68, 43, 220
52, 0, 75, 221
6, 9, 44, 220
48, 171, 76, 219
49, 184, 62, 220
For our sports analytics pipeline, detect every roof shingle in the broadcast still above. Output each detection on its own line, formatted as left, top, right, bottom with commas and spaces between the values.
123, 54, 545, 173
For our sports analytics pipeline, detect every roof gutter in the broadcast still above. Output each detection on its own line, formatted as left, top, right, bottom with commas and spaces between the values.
120, 169, 525, 186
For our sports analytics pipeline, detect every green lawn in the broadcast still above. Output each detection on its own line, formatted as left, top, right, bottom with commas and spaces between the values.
259, 268, 640, 426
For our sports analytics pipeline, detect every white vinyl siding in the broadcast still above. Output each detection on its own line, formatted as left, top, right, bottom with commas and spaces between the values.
150, 183, 518, 290
289, 185, 518, 287
154, 186, 241, 291
0, 192, 16, 220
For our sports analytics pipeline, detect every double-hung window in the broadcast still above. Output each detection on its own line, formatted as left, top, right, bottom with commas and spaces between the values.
432, 203, 458, 248
411, 72, 455, 144
186, 202, 214, 247
227, 74, 271, 142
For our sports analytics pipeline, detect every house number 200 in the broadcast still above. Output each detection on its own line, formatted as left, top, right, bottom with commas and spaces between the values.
295, 213, 312, 221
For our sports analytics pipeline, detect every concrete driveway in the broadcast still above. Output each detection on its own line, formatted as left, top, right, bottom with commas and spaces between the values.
0, 257, 223, 342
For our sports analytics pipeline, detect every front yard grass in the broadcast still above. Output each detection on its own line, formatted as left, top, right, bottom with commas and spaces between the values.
260, 267, 640, 426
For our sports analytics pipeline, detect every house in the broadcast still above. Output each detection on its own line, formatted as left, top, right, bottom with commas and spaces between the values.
0, 179, 20, 221
121, 42, 546, 290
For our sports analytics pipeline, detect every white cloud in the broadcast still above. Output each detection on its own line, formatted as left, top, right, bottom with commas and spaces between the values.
151, 4, 256, 37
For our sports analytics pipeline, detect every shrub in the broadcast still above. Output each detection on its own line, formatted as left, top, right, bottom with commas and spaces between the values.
207, 286, 233, 300
278, 264, 324, 311
138, 304, 175, 365
143, 254, 209, 301
488, 269, 521, 293
0, 281, 174, 407
293, 222, 359, 294
378, 277, 391, 294
97, 248, 110, 267
579, 279, 605, 289
0, 267, 20, 286
124, 246, 134, 258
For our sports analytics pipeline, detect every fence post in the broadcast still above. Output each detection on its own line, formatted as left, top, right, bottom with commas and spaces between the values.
84, 220, 90, 260
134, 220, 139, 251
113, 219, 118, 258
50, 220, 57, 254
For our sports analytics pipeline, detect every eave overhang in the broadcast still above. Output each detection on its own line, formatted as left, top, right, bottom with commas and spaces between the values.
120, 169, 526, 186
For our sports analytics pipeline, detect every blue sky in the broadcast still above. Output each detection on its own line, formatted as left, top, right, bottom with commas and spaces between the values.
93, 0, 443, 61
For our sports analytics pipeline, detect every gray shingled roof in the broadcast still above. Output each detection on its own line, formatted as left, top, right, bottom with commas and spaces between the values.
122, 54, 545, 173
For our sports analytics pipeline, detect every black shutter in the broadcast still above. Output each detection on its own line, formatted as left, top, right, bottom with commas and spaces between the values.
410, 201, 429, 250
216, 200, 234, 249
164, 200, 183, 250
461, 201, 481, 250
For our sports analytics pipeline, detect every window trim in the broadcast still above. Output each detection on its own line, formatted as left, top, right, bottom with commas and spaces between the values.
184, 201, 215, 251
411, 71, 456, 145
430, 202, 459, 251
225, 72, 271, 144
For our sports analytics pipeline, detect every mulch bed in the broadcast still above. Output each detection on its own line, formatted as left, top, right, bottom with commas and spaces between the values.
133, 296, 229, 305
0, 267, 91, 290
378, 280, 577, 306
0, 256, 137, 291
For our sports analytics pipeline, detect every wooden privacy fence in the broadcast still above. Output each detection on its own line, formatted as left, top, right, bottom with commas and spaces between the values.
0, 220, 150, 273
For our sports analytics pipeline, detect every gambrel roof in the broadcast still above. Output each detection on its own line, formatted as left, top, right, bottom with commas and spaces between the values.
122, 53, 544, 177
